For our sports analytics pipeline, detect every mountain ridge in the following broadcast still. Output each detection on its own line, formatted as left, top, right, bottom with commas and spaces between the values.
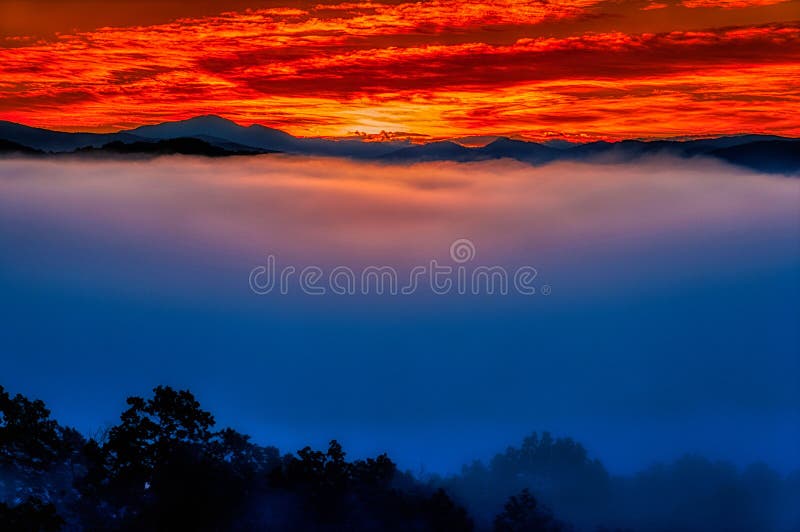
1, 117, 798, 174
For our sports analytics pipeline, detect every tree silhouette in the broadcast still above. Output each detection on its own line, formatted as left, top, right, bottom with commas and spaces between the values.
4, 384, 797, 531
0, 497, 63, 531
270, 439, 473, 530
76, 385, 281, 530
0, 385, 83, 528
70, 386, 473, 530
443, 432, 608, 528
493, 489, 565, 532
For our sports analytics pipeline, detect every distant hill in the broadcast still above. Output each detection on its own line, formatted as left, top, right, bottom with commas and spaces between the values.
127, 115, 296, 151
0, 138, 43, 155
379, 138, 560, 164
379, 141, 485, 162
0, 116, 407, 158
126, 115, 408, 157
378, 136, 800, 174
0, 120, 146, 152
480, 137, 559, 164
671, 134, 789, 152
710, 140, 800, 173
72, 138, 273, 157
0, 117, 797, 174
562, 139, 689, 161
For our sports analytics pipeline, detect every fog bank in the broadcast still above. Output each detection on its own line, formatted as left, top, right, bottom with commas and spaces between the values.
0, 154, 798, 475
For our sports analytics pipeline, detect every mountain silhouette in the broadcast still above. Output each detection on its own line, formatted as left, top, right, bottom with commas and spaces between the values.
676, 134, 789, 152
481, 137, 559, 163
710, 140, 800, 173
72, 137, 273, 157
380, 141, 485, 162
380, 138, 561, 164
380, 136, 800, 173
126, 115, 408, 157
127, 115, 296, 151
0, 138, 43, 155
0, 120, 146, 152
0, 117, 798, 174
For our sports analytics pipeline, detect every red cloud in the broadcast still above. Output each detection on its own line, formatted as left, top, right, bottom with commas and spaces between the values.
0, 2, 798, 139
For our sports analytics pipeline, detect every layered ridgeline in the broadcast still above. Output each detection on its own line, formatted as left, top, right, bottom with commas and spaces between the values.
0, 115, 409, 158
0, 116, 799, 174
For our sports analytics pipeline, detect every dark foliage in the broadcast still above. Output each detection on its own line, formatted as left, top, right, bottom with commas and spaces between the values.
439, 433, 800, 531
440, 432, 608, 529
0, 498, 63, 531
0, 385, 85, 521
2, 384, 799, 531
1, 385, 472, 531
493, 489, 566, 532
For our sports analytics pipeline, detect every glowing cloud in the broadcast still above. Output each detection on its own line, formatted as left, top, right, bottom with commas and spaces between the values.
1, 0, 798, 138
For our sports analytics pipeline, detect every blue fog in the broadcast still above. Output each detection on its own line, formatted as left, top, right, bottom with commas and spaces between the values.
0, 155, 798, 475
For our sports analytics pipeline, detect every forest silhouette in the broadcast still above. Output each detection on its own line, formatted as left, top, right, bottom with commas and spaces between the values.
1, 385, 798, 531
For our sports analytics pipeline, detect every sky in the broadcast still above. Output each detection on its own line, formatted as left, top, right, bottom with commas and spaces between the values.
1, 0, 799, 139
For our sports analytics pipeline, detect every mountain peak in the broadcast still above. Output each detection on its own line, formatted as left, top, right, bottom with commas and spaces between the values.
127, 114, 248, 140
180, 114, 239, 126
485, 136, 528, 148
130, 114, 239, 131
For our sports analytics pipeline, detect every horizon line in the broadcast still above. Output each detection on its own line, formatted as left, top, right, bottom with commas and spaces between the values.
1, 115, 797, 146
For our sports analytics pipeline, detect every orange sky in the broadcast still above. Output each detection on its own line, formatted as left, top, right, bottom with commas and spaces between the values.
1, 0, 799, 139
